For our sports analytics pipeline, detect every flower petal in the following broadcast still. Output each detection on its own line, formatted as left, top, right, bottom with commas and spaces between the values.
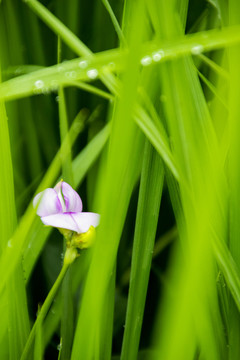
61, 182, 83, 213
71, 212, 100, 233
33, 189, 63, 216
54, 181, 66, 212
40, 212, 100, 233
40, 213, 80, 232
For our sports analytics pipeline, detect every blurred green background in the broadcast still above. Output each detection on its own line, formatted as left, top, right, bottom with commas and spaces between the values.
1, 0, 240, 359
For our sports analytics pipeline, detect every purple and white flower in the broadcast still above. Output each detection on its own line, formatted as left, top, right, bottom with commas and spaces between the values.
33, 181, 100, 234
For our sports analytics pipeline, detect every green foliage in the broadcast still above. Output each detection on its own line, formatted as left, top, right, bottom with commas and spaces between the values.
1, 0, 240, 359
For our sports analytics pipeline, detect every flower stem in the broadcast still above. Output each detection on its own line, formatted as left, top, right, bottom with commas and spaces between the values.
20, 262, 70, 360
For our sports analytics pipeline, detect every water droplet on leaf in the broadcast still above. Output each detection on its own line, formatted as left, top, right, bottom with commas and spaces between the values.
141, 56, 152, 66
152, 50, 165, 62
87, 69, 99, 79
78, 60, 88, 69
191, 44, 204, 55
34, 80, 44, 89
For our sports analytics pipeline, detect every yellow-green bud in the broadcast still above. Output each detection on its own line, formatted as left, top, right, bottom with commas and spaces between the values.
71, 226, 96, 249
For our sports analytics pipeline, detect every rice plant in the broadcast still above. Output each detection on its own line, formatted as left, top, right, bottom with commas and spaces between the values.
0, 0, 240, 359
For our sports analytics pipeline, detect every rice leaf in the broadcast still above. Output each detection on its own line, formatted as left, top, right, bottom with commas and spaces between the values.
121, 140, 164, 360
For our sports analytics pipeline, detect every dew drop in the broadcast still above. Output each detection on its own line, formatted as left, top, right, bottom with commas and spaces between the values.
57, 343, 62, 351
191, 44, 204, 55
64, 71, 77, 79
152, 50, 165, 62
55, 95, 60, 102
70, 71, 77, 79
141, 55, 152, 66
7, 240, 12, 248
34, 80, 44, 89
87, 69, 99, 79
78, 60, 88, 69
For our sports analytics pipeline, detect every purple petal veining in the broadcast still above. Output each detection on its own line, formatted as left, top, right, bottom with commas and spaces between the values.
33, 188, 62, 217
61, 181, 82, 213
70, 212, 100, 233
33, 181, 100, 234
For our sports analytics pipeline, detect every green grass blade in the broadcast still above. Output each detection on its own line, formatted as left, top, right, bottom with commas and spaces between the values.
134, 105, 179, 181
58, 86, 73, 185
101, 0, 126, 45
0, 69, 30, 357
61, 267, 74, 360
197, 53, 229, 80
227, 1, 240, 357
24, 0, 91, 57
197, 70, 228, 109
98, 266, 116, 359
121, 141, 164, 360
212, 233, 240, 312
7, 270, 30, 360
0, 53, 122, 101
0, 90, 16, 252
70, 2, 146, 358
34, 319, 43, 360
148, 2, 227, 359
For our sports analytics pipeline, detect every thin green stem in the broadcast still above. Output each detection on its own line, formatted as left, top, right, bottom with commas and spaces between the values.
23, 0, 92, 57
101, 0, 126, 46
20, 262, 70, 360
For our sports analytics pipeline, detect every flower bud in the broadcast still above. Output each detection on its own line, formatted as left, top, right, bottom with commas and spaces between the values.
71, 226, 96, 249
